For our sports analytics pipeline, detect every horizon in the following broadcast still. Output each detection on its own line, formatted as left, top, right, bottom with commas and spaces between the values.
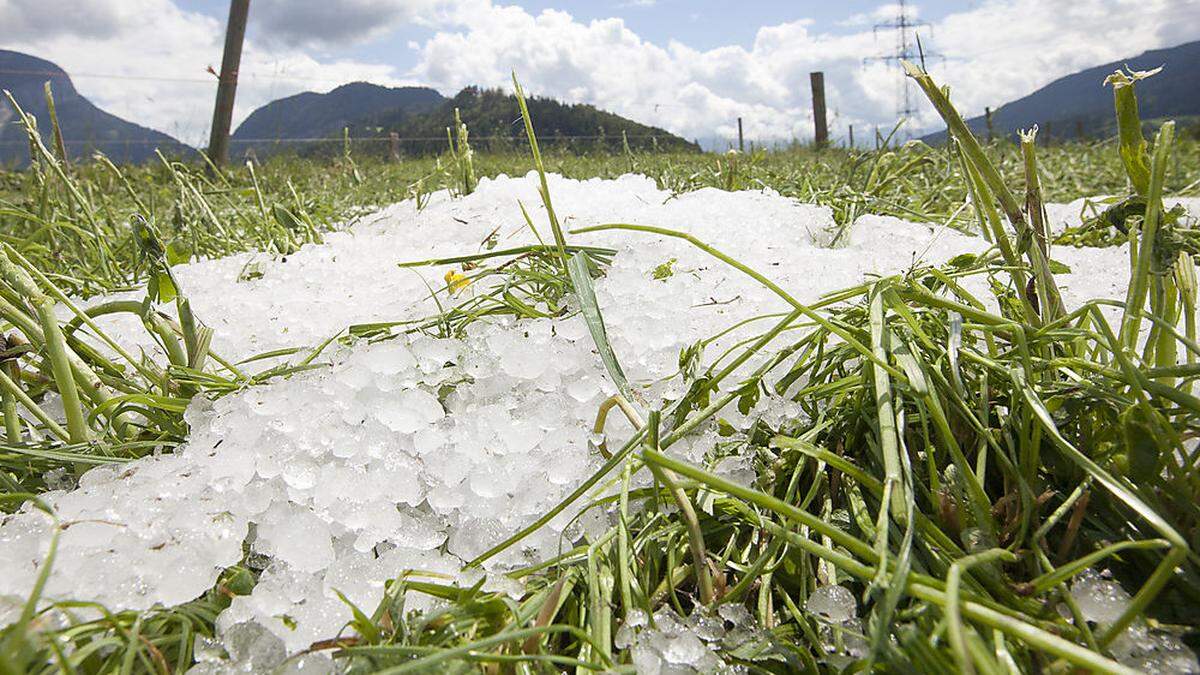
2, 1, 1199, 147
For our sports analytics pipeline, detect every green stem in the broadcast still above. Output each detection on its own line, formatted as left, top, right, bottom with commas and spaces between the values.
37, 300, 89, 443
512, 73, 569, 274
947, 548, 1017, 675
869, 284, 907, 522
1, 360, 22, 442
0, 367, 70, 442
645, 411, 714, 606
1120, 122, 1174, 349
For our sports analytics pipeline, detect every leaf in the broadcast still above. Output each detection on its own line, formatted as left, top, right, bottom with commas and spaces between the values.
652, 257, 677, 280
1093, 194, 1146, 234
890, 334, 928, 396
946, 253, 978, 269
717, 418, 737, 437
677, 339, 704, 381
165, 240, 192, 266
1121, 402, 1174, 483
131, 215, 165, 261
567, 251, 631, 399
669, 375, 713, 429
222, 567, 255, 596
332, 588, 382, 643
272, 204, 304, 232
148, 272, 177, 304
1010, 367, 1186, 549
736, 378, 761, 415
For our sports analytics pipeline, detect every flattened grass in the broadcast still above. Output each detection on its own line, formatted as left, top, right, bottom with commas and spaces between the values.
0, 70, 1198, 673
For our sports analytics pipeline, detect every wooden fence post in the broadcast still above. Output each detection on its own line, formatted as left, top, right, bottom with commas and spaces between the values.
206, 0, 251, 170
810, 72, 828, 148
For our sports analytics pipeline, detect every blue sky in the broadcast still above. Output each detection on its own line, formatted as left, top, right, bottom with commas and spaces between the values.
6, 0, 1196, 145
181, 0, 971, 68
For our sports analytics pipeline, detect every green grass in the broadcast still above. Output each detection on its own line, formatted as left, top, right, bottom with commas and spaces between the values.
0, 68, 1199, 673
3, 121, 1197, 300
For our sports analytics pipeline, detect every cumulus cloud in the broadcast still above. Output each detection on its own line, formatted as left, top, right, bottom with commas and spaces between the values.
250, 0, 483, 48
839, 3, 917, 28
409, 0, 1200, 144
0, 0, 132, 40
4, 0, 1198, 148
1, 0, 410, 144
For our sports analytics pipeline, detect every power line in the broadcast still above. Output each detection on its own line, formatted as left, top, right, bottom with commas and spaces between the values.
0, 68, 392, 86
862, 0, 943, 120
0, 68, 213, 84
0, 133, 678, 147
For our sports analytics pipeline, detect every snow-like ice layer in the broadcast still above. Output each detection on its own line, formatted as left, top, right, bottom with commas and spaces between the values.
806, 585, 867, 668
76, 175, 826, 363
622, 606, 754, 674
806, 585, 857, 624
189, 621, 336, 674
1069, 570, 1199, 673
0, 173, 1146, 653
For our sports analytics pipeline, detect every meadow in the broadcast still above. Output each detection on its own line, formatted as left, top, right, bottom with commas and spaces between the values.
3, 121, 1197, 301
0, 68, 1199, 674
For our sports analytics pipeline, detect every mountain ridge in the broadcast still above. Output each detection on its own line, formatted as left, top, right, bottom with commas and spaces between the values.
230, 81, 446, 155
230, 84, 699, 158
921, 40, 1200, 144
0, 50, 187, 167
357, 86, 701, 155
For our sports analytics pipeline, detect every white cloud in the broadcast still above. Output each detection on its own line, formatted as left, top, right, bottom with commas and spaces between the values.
3, 0, 1198, 148
250, 0, 482, 48
839, 4, 916, 28
0, 0, 132, 39
409, 0, 1200, 144
1, 0, 414, 144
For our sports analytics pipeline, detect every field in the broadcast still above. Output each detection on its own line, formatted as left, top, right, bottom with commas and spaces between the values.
1, 69, 1200, 674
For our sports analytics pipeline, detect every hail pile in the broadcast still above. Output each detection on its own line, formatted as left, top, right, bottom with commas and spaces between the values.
0, 173, 1148, 664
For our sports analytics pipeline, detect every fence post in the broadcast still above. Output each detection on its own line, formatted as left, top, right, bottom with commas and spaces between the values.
206, 0, 250, 170
810, 72, 828, 148
737, 117, 744, 153
848, 124, 854, 148
984, 106, 994, 142
389, 132, 401, 162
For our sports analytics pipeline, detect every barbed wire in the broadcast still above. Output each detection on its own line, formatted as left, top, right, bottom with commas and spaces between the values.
0, 132, 683, 148
0, 68, 394, 86
0, 68, 215, 84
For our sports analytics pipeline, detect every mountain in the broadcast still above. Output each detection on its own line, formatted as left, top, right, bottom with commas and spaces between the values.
0, 50, 186, 167
922, 40, 1200, 144
231, 82, 445, 156
347, 86, 700, 156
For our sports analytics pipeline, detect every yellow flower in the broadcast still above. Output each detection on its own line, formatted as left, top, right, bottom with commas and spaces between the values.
444, 269, 471, 294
